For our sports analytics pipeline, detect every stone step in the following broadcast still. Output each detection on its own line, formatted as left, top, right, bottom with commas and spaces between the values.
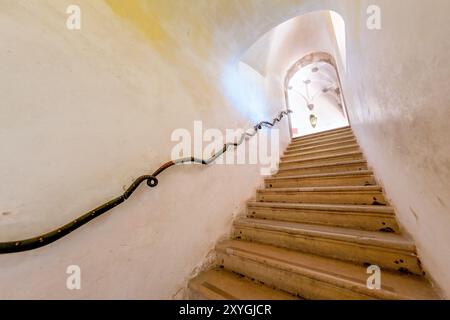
291, 130, 354, 144
289, 133, 356, 149
246, 201, 399, 232
216, 240, 439, 300
276, 160, 368, 176
279, 151, 364, 169
265, 170, 375, 188
257, 186, 386, 205
232, 219, 421, 274
188, 268, 298, 300
282, 145, 360, 161
285, 138, 357, 154
292, 126, 351, 142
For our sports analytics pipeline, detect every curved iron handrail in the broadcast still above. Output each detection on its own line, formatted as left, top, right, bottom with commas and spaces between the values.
0, 110, 292, 254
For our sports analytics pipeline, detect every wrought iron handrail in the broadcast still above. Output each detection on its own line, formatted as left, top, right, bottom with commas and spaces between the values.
0, 110, 292, 254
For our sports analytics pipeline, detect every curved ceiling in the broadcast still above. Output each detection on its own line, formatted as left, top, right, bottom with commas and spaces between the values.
240, 10, 344, 79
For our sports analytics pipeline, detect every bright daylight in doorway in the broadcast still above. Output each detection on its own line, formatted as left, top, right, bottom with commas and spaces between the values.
287, 61, 349, 137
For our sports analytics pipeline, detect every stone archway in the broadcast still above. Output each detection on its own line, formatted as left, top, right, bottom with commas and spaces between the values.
284, 52, 349, 137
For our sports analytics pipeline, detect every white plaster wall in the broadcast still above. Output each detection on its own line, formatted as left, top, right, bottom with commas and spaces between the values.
341, 0, 450, 298
0, 0, 290, 299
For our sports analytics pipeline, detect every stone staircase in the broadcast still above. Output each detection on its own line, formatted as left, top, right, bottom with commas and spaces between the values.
188, 126, 439, 300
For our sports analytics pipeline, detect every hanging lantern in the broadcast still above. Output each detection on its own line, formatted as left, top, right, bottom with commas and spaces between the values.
310, 114, 318, 128
307, 103, 314, 111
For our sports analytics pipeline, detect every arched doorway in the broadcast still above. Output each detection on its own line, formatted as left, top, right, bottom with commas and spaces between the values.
237, 9, 348, 138
285, 52, 349, 137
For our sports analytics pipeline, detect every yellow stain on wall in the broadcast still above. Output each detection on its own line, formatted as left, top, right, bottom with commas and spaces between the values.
211, 0, 256, 28
103, 0, 226, 107
104, 0, 179, 60
104, 0, 219, 62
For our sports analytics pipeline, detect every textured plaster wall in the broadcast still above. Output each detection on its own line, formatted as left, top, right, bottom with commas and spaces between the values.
0, 0, 291, 299
342, 0, 450, 298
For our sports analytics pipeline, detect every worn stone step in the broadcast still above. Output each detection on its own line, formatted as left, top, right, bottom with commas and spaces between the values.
246, 202, 399, 232
289, 133, 356, 149
232, 219, 421, 275
282, 145, 360, 161
276, 160, 368, 176
257, 186, 386, 205
188, 268, 298, 300
279, 151, 364, 169
293, 126, 351, 139
285, 138, 357, 154
292, 126, 351, 142
216, 240, 439, 300
265, 171, 375, 188
290, 130, 355, 145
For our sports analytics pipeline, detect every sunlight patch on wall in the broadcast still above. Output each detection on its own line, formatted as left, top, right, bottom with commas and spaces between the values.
221, 62, 269, 122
